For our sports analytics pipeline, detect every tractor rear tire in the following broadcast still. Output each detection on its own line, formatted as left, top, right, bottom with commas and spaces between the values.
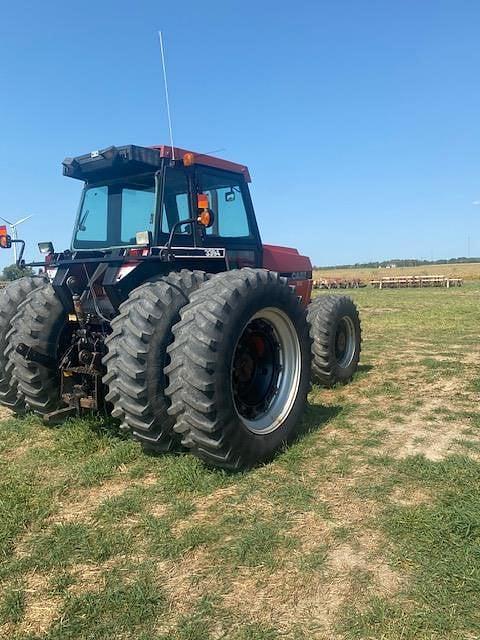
9, 284, 68, 414
307, 295, 361, 387
0, 276, 46, 411
103, 270, 208, 452
166, 268, 311, 470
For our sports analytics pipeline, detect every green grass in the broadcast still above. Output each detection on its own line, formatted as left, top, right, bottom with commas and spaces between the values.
0, 282, 479, 638
343, 456, 480, 639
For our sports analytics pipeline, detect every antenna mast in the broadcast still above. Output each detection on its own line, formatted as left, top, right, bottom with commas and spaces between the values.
158, 31, 175, 161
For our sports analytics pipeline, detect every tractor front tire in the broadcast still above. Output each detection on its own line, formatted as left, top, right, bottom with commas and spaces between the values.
166, 268, 311, 470
103, 270, 208, 452
307, 295, 361, 387
9, 284, 67, 414
0, 276, 46, 411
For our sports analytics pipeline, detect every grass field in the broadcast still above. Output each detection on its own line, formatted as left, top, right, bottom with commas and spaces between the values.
0, 283, 479, 639
313, 262, 480, 282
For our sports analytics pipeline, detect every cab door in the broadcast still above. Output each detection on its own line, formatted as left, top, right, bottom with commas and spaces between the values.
194, 167, 263, 270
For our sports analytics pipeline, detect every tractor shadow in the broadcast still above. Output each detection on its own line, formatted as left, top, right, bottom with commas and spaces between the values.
286, 364, 375, 450
355, 363, 373, 378
293, 402, 343, 444
37, 412, 129, 441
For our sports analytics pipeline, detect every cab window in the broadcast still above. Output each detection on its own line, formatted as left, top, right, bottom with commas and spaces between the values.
161, 168, 191, 235
121, 186, 155, 243
198, 170, 251, 238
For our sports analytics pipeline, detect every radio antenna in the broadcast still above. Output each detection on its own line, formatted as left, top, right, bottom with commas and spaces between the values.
158, 31, 175, 160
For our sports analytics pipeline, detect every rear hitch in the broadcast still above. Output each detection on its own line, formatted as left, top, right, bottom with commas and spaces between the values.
43, 371, 106, 424
43, 405, 78, 425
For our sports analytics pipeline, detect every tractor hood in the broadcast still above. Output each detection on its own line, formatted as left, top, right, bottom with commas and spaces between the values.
262, 244, 312, 274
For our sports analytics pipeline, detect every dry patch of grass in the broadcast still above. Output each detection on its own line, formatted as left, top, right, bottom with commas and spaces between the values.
390, 485, 431, 506
220, 532, 400, 638
16, 572, 61, 636
50, 478, 136, 524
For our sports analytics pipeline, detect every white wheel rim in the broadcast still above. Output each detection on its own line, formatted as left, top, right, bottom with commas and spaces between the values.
231, 307, 302, 434
335, 315, 356, 369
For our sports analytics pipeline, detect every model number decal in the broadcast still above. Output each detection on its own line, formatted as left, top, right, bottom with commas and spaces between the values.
204, 248, 223, 257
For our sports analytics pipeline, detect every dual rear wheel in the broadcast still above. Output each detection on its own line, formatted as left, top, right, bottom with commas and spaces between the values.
165, 269, 312, 469
0, 270, 361, 468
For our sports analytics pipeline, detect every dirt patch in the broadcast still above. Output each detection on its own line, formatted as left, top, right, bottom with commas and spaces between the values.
153, 548, 219, 636
336, 349, 477, 462
220, 532, 400, 637
51, 478, 134, 524
171, 486, 238, 534
5, 430, 55, 461
397, 424, 460, 461
288, 511, 332, 552
67, 562, 108, 594
50, 473, 158, 525
17, 572, 61, 636
327, 538, 399, 594
460, 350, 480, 366
377, 378, 472, 460
0, 406, 12, 421
390, 486, 431, 506
148, 502, 169, 518
67, 557, 145, 595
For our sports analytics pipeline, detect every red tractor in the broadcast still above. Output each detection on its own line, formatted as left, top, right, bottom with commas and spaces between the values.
0, 145, 361, 468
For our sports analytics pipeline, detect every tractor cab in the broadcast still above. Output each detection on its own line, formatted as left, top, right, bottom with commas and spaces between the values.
65, 145, 263, 271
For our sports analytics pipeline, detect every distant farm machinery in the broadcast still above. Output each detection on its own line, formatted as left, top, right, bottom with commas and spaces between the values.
370, 275, 463, 289
313, 278, 367, 290
312, 274, 464, 290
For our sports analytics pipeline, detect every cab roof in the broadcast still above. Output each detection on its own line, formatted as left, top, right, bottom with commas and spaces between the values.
63, 144, 251, 182
151, 145, 251, 182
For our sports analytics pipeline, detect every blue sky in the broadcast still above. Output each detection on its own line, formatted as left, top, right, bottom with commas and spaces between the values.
0, 0, 479, 268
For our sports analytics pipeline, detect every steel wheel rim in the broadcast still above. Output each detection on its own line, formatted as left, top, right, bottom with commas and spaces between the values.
335, 315, 356, 368
232, 307, 301, 434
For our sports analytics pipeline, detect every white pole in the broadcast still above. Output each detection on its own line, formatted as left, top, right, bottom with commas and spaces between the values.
12, 226, 17, 264
158, 31, 175, 161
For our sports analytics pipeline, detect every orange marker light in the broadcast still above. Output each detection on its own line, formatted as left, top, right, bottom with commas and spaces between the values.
197, 193, 209, 209
183, 152, 195, 166
0, 235, 11, 249
197, 210, 211, 227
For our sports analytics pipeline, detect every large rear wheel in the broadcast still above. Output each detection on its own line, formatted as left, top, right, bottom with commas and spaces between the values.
8, 284, 68, 414
103, 270, 208, 452
0, 276, 46, 411
307, 295, 361, 387
166, 269, 311, 469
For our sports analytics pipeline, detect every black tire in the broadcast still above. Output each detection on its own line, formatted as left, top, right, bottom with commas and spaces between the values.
103, 270, 208, 452
307, 295, 361, 387
9, 284, 68, 414
166, 268, 312, 470
0, 276, 46, 411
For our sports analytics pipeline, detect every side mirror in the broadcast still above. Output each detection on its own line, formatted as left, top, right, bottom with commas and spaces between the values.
225, 189, 235, 202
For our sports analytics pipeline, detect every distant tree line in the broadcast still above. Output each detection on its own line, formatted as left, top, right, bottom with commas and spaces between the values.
314, 257, 480, 270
